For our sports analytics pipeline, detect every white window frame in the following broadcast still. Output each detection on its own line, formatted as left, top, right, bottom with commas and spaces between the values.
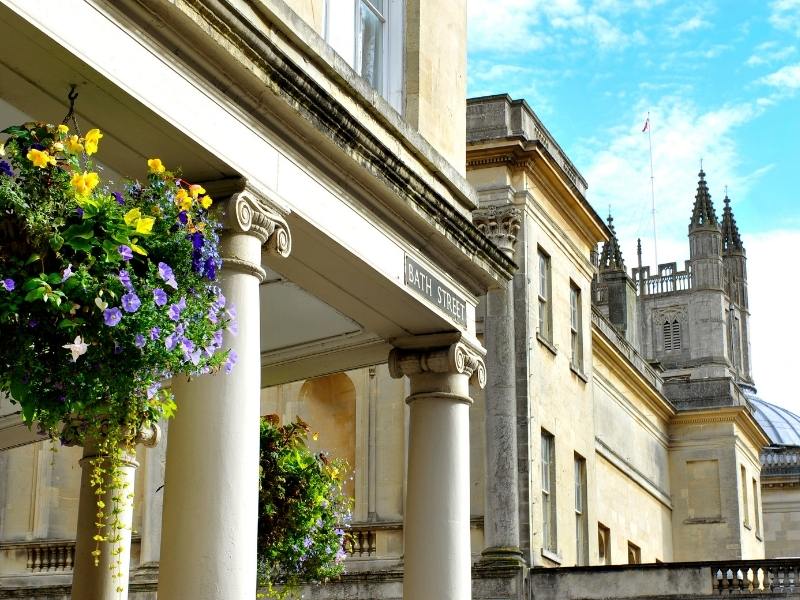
538, 249, 552, 342
541, 430, 557, 553
574, 454, 588, 565
323, 0, 404, 112
570, 283, 583, 370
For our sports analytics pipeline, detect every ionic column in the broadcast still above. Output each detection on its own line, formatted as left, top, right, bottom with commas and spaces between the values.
474, 205, 522, 562
71, 424, 159, 600
389, 338, 486, 600
158, 188, 291, 600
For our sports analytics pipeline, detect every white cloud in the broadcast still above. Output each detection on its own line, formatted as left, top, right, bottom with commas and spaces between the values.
668, 15, 710, 38
769, 0, 800, 36
467, 0, 645, 55
745, 41, 796, 66
746, 230, 800, 412
577, 97, 765, 270
760, 62, 800, 91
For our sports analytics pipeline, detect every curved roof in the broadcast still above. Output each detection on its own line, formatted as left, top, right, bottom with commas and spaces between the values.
747, 393, 800, 447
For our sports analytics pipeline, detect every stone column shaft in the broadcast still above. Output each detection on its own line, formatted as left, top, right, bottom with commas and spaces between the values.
390, 341, 486, 600
483, 281, 521, 558
71, 425, 158, 600
157, 190, 290, 600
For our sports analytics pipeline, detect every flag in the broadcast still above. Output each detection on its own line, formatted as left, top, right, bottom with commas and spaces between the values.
641, 117, 650, 133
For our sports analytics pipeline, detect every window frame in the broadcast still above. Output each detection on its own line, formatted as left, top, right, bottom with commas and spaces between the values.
541, 429, 557, 553
627, 541, 641, 565
752, 477, 761, 538
598, 523, 611, 565
741, 464, 750, 527
574, 454, 588, 565
569, 282, 583, 370
537, 249, 553, 343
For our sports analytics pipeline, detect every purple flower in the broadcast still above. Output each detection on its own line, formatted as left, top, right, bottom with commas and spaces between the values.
113, 192, 125, 206
189, 349, 202, 366
303, 536, 313, 549
147, 382, 161, 399
61, 264, 74, 282
0, 161, 13, 177
212, 330, 223, 349
134, 334, 146, 349
167, 296, 186, 321
204, 257, 217, 280
121, 292, 141, 313
224, 349, 238, 374
180, 337, 195, 354
226, 306, 238, 335
177, 211, 188, 225
118, 270, 133, 291
165, 332, 179, 351
1, 278, 15, 292
149, 326, 161, 340
103, 307, 122, 326
28, 319, 37, 328
114, 342, 124, 354
153, 288, 167, 307
158, 262, 178, 289
207, 308, 219, 324
75, 207, 84, 218
118, 245, 133, 261
191, 232, 204, 250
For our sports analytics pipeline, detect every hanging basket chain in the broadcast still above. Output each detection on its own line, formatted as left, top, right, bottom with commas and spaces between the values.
61, 85, 82, 138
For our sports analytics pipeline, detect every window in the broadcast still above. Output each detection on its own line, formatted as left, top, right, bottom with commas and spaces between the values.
741, 465, 750, 527
574, 454, 588, 565
752, 478, 761, 537
357, 1, 385, 91
664, 319, 681, 351
323, 0, 403, 110
570, 283, 583, 369
627, 541, 641, 564
541, 430, 557, 553
598, 523, 611, 565
538, 250, 552, 342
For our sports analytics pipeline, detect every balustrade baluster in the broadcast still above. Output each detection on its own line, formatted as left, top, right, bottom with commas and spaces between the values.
32, 546, 42, 572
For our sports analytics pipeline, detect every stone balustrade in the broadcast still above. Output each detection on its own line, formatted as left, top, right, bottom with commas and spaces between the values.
762, 447, 800, 475
712, 560, 800, 593
0, 536, 140, 576
530, 559, 800, 599
633, 262, 693, 297
343, 526, 378, 557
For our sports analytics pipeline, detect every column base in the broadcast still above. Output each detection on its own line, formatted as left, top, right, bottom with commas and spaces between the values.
479, 547, 526, 568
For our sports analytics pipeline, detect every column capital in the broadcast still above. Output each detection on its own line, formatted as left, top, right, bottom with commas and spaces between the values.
224, 189, 292, 257
388, 341, 487, 388
473, 205, 522, 257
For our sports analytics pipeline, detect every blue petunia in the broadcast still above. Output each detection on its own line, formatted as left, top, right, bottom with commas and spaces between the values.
118, 245, 133, 262
153, 288, 167, 307
121, 292, 141, 313
103, 307, 122, 326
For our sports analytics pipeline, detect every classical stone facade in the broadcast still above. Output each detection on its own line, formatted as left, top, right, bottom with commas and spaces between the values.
0, 3, 798, 600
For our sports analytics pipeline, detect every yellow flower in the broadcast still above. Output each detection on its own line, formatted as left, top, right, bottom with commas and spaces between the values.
0, 143, 5, 156
26, 148, 56, 168
147, 158, 165, 174
70, 171, 100, 196
135, 217, 155, 235
52, 141, 64, 152
199, 195, 213, 209
189, 184, 206, 199
66, 135, 84, 154
84, 128, 103, 155
124, 208, 142, 227
57, 124, 69, 135
175, 188, 192, 211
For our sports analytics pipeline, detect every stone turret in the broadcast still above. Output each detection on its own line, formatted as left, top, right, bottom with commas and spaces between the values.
720, 192, 753, 383
595, 214, 638, 345
688, 170, 724, 290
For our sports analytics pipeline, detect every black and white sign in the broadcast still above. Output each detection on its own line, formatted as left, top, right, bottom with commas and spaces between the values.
404, 255, 467, 327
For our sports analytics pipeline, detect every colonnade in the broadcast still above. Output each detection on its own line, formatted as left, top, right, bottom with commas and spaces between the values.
69, 189, 523, 600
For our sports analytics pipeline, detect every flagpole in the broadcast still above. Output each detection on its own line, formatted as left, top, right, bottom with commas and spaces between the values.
646, 111, 659, 267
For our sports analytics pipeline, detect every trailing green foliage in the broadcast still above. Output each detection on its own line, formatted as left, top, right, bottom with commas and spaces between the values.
257, 416, 352, 598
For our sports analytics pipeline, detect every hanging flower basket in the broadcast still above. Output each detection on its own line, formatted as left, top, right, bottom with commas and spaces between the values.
0, 120, 236, 567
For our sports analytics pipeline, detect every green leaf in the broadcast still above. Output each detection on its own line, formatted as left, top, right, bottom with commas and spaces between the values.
62, 223, 95, 240
24, 253, 40, 265
49, 234, 64, 251
23, 287, 45, 302
65, 238, 93, 253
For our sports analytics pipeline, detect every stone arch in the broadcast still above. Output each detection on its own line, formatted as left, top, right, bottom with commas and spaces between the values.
293, 373, 357, 500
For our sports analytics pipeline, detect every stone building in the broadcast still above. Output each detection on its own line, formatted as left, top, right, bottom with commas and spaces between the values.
0, 2, 798, 600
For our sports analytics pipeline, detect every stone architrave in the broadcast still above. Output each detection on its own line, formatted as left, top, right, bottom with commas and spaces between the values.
474, 205, 523, 563
157, 186, 290, 600
389, 338, 486, 600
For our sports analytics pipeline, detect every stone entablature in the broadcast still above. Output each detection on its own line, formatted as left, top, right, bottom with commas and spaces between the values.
466, 94, 587, 197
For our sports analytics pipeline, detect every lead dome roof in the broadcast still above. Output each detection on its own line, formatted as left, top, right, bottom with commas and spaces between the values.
747, 393, 800, 447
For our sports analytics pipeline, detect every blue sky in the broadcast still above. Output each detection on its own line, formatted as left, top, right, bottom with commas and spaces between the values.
467, 0, 800, 410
